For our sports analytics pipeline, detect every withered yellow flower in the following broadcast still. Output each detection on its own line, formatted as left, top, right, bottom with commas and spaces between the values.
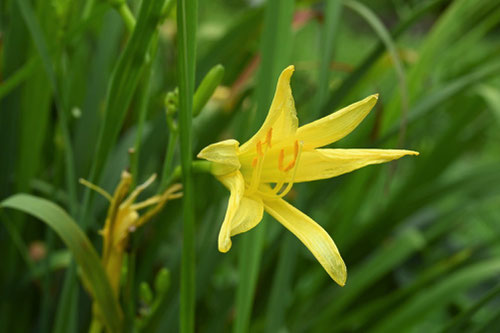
197, 65, 418, 286
80, 171, 182, 295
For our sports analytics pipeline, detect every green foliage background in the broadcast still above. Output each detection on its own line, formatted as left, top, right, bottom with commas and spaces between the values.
1, 0, 500, 332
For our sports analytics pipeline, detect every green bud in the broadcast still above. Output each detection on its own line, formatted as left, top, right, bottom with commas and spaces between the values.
139, 282, 154, 305
155, 268, 171, 294
165, 88, 179, 116
193, 64, 225, 117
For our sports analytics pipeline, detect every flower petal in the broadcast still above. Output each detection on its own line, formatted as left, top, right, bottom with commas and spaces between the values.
263, 198, 346, 286
240, 65, 298, 154
260, 148, 419, 183
217, 171, 245, 252
197, 139, 241, 176
296, 94, 378, 149
230, 195, 264, 236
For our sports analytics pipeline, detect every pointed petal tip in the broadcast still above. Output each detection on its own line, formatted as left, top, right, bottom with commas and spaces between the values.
333, 263, 347, 287
373, 93, 379, 99
218, 239, 232, 253
197, 146, 208, 159
280, 65, 295, 80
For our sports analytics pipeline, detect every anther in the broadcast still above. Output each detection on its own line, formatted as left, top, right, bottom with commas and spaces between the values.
278, 141, 303, 198
283, 140, 300, 172
265, 128, 273, 148
256, 141, 263, 157
252, 157, 258, 168
278, 149, 285, 171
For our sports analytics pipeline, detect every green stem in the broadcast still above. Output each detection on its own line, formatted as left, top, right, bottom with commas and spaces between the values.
160, 130, 179, 191
117, 3, 136, 32
176, 0, 198, 331
131, 34, 159, 185
88, 316, 103, 333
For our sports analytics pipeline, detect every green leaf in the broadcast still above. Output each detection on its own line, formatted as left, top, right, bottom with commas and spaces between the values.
81, 0, 167, 225
372, 258, 500, 333
0, 194, 123, 333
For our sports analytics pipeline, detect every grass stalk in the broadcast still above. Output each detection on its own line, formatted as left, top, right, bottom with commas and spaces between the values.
176, 0, 198, 332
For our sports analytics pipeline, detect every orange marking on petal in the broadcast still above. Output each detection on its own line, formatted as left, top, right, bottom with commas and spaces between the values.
294, 140, 299, 158
252, 157, 258, 168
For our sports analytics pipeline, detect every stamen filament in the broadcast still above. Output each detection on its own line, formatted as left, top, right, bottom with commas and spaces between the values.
278, 141, 303, 198
122, 173, 157, 207
79, 178, 113, 202
129, 195, 162, 210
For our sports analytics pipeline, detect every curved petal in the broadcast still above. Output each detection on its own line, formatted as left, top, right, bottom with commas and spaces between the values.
230, 195, 264, 236
263, 198, 346, 286
217, 171, 245, 252
240, 65, 298, 154
197, 139, 241, 176
259, 148, 419, 183
296, 94, 378, 149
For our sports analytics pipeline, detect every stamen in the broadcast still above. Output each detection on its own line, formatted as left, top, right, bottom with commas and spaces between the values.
79, 178, 112, 202
248, 140, 269, 193
264, 128, 273, 148
269, 178, 285, 196
129, 195, 162, 210
122, 173, 157, 207
256, 141, 263, 156
283, 140, 300, 172
278, 149, 285, 171
278, 141, 303, 198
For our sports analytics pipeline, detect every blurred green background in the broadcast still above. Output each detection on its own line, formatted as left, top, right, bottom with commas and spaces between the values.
1, 0, 500, 332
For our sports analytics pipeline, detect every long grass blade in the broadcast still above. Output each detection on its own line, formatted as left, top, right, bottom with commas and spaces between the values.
1, 194, 123, 333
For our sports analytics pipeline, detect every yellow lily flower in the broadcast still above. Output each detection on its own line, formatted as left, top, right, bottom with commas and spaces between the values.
197, 65, 418, 286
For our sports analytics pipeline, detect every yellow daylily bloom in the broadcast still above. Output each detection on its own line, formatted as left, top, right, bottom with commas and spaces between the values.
197, 65, 418, 286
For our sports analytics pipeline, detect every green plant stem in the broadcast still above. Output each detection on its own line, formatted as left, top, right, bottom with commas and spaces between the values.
160, 130, 179, 191
313, 0, 341, 120
176, 0, 198, 332
131, 34, 159, 185
117, 2, 136, 33
88, 317, 103, 333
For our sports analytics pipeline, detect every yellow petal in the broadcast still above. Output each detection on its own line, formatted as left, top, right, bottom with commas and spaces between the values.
217, 171, 245, 252
263, 198, 347, 286
296, 94, 378, 149
230, 195, 264, 236
240, 65, 298, 154
259, 148, 419, 183
197, 139, 241, 176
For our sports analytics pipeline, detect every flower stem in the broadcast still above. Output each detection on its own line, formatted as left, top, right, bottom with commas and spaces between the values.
176, 0, 198, 331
